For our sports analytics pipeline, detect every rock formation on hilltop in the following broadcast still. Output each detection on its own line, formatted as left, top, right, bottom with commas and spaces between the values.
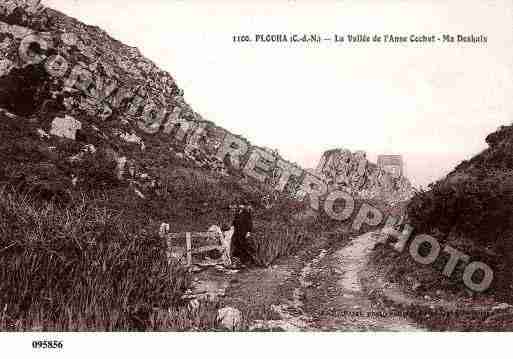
314, 148, 414, 205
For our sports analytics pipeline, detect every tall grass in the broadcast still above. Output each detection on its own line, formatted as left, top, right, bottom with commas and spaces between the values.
0, 157, 339, 330
249, 221, 312, 267
0, 186, 202, 331
0, 182, 312, 331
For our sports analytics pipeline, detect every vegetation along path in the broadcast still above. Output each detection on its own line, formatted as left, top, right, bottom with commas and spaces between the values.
196, 232, 424, 331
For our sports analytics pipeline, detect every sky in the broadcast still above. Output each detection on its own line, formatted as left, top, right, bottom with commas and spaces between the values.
43, 0, 513, 187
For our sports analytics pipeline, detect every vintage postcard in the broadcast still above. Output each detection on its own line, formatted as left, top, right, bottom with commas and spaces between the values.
0, 0, 512, 357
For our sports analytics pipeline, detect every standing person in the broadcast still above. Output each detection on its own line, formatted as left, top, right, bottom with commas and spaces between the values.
231, 203, 253, 267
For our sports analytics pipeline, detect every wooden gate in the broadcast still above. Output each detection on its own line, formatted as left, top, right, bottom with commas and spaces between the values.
164, 231, 228, 267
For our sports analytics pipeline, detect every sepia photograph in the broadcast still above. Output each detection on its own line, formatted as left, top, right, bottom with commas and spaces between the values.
0, 0, 512, 356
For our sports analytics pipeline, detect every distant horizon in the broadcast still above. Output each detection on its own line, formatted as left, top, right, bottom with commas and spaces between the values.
43, 0, 513, 187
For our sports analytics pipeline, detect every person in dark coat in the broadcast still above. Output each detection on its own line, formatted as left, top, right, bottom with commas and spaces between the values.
231, 204, 253, 266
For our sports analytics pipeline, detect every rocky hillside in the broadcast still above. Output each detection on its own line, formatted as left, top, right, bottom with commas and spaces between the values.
0, 1, 309, 209
0, 1, 215, 199
314, 148, 414, 206
0, 0, 320, 259
0, 1, 418, 212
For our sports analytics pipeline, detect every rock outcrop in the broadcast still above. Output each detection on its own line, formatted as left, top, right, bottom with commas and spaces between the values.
314, 148, 414, 205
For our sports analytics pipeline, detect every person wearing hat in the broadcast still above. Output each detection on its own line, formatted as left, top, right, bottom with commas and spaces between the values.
231, 203, 253, 267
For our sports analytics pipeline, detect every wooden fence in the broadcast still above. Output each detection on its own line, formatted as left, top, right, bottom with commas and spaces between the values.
164, 231, 228, 267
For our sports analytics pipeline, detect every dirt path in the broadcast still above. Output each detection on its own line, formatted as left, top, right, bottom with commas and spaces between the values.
191, 232, 423, 331
301, 232, 421, 331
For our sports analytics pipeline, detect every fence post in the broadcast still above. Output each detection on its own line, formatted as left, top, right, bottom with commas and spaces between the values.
186, 232, 192, 266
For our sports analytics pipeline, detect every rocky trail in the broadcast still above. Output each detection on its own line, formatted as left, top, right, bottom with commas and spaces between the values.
187, 232, 424, 331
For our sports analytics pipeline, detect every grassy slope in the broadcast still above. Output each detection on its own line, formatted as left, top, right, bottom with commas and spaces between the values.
370, 124, 513, 303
